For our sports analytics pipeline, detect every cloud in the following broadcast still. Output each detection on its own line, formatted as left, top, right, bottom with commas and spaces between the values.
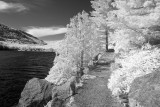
0, 1, 27, 12
25, 26, 67, 37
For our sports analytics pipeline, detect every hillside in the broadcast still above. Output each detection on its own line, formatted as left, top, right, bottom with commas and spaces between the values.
0, 24, 46, 45
0, 24, 47, 51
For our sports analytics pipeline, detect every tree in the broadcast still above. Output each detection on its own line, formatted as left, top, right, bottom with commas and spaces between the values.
91, 0, 116, 51
106, 0, 160, 53
90, 1, 160, 106
104, 0, 160, 105
66, 11, 101, 69
91, 0, 160, 53
46, 11, 101, 84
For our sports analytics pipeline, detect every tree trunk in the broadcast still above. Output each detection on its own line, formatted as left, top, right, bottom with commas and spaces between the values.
76, 50, 84, 83
80, 50, 84, 72
80, 50, 84, 77
106, 30, 108, 52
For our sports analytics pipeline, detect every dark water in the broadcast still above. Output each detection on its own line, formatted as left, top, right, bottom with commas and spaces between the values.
0, 51, 55, 107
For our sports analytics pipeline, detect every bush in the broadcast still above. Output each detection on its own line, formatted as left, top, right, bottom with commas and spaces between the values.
108, 48, 160, 96
45, 56, 76, 85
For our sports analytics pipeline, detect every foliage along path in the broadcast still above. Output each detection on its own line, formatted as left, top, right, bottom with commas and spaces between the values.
73, 52, 124, 107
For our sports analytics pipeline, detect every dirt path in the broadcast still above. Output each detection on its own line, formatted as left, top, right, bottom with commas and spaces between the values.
73, 53, 123, 107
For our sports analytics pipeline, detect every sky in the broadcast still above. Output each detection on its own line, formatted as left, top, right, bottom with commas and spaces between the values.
0, 0, 92, 41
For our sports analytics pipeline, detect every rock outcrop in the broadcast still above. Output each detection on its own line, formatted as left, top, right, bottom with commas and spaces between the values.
46, 76, 78, 107
129, 70, 160, 107
18, 76, 78, 107
18, 78, 54, 107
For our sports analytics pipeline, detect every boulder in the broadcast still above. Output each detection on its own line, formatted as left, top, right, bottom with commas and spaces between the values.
51, 76, 77, 107
129, 70, 160, 107
18, 78, 54, 107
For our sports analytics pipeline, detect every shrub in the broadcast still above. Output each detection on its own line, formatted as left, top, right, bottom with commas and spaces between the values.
45, 55, 77, 85
108, 48, 160, 96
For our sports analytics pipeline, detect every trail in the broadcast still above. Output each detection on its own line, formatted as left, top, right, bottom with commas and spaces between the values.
73, 53, 123, 107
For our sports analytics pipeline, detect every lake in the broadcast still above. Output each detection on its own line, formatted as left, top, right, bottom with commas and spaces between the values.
0, 51, 55, 107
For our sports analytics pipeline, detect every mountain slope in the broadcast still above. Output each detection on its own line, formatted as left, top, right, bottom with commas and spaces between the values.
0, 24, 54, 51
0, 24, 46, 45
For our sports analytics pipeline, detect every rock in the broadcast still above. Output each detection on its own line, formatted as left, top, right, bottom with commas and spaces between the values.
129, 70, 160, 107
44, 98, 65, 107
18, 78, 54, 107
51, 76, 77, 107
44, 101, 52, 107
148, 25, 160, 31
44, 76, 79, 107
51, 98, 65, 107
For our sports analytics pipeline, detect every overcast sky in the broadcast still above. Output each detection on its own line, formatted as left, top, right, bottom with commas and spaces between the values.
0, 0, 92, 41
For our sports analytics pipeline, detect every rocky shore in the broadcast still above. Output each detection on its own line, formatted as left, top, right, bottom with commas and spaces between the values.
17, 52, 124, 107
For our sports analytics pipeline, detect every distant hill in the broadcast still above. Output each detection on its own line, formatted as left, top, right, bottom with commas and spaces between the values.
0, 24, 46, 45
0, 24, 50, 51
39, 33, 65, 41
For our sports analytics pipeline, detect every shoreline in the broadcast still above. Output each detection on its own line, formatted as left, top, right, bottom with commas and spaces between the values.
0, 41, 57, 52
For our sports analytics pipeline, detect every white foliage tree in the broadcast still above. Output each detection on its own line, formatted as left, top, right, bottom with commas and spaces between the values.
107, 0, 160, 53
105, 0, 160, 100
46, 11, 101, 84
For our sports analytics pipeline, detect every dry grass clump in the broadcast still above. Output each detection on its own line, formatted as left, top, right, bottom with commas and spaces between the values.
108, 48, 160, 96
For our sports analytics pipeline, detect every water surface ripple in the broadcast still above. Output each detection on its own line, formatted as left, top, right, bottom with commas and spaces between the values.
0, 51, 55, 107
